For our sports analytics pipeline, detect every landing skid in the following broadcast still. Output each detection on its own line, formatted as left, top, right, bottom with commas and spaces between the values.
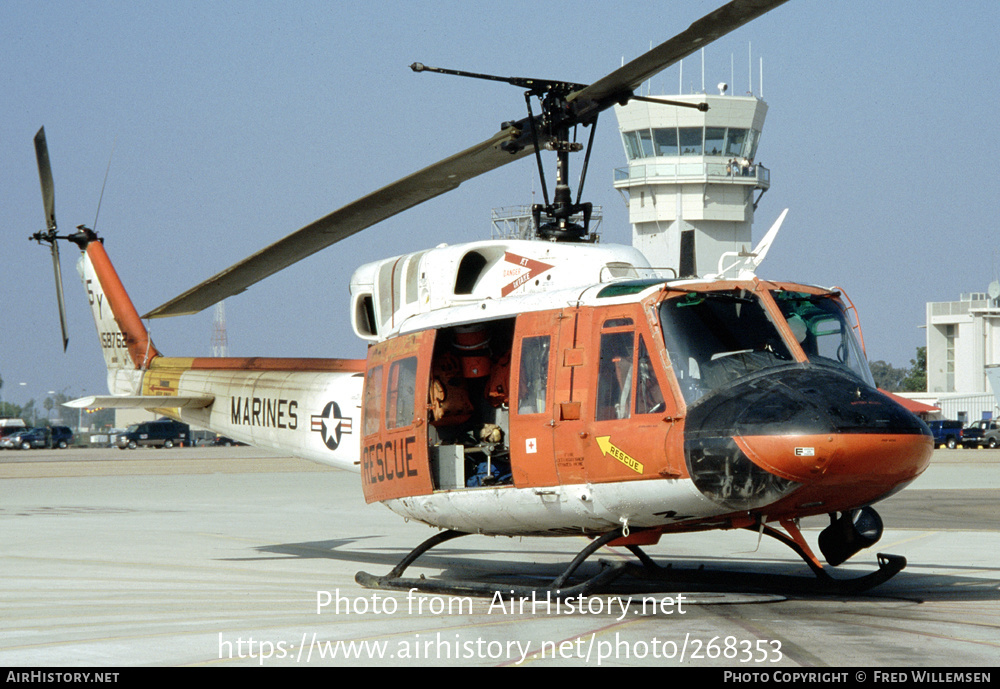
355, 528, 632, 599
355, 523, 906, 598
738, 520, 907, 594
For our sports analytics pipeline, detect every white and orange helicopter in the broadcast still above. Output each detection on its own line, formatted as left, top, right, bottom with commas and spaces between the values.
32, 0, 932, 596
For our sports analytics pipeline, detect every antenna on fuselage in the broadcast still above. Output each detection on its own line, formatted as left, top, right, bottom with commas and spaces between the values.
709, 208, 788, 280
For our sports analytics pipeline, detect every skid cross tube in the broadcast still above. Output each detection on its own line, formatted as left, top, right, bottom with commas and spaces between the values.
355, 528, 631, 599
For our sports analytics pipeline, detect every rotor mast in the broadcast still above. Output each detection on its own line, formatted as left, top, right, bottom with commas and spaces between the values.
411, 63, 595, 241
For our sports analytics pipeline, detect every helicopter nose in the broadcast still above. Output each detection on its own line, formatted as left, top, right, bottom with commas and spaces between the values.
683, 366, 933, 513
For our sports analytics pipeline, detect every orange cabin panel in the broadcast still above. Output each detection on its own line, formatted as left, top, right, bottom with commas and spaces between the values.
361, 331, 435, 503
553, 302, 686, 485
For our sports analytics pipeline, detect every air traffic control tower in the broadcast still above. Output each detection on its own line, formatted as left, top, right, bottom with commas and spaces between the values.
613, 90, 769, 278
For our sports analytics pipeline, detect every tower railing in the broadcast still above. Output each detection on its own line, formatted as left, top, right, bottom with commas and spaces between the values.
614, 162, 769, 188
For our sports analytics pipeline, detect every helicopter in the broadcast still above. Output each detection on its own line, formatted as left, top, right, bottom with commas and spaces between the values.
31, 0, 932, 597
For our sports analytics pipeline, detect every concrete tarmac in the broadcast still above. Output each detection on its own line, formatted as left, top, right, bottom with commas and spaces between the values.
1, 446, 998, 667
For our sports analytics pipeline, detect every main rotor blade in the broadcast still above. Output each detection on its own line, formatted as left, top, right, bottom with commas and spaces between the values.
34, 127, 57, 231
50, 240, 69, 352
569, 0, 789, 114
145, 0, 789, 319
144, 128, 534, 318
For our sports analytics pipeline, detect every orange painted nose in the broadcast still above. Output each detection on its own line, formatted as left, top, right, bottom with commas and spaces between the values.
683, 366, 933, 512
734, 431, 933, 508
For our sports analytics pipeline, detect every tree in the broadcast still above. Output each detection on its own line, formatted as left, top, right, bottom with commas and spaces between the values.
869, 360, 908, 391
20, 399, 38, 427
900, 346, 927, 393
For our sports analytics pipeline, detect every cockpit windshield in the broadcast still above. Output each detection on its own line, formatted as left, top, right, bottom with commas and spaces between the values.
658, 289, 794, 404
771, 290, 874, 387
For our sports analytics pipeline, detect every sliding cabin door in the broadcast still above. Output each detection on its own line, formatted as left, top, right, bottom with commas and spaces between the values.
360, 331, 435, 503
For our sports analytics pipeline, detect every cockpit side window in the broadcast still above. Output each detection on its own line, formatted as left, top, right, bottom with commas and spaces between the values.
635, 335, 666, 415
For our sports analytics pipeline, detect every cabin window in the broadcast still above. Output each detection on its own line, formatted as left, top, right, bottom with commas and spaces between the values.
517, 336, 550, 414
363, 365, 383, 436
385, 357, 418, 429
596, 328, 635, 421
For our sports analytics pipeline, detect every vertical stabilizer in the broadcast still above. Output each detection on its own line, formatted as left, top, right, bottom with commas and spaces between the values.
73, 229, 160, 389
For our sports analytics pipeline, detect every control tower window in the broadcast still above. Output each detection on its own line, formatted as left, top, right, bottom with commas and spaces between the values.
623, 131, 641, 160
726, 128, 747, 157
746, 129, 761, 160
705, 128, 726, 156
679, 127, 702, 156
654, 128, 679, 156
638, 129, 654, 157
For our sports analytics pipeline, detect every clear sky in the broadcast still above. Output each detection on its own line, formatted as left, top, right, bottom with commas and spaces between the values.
2, 0, 997, 412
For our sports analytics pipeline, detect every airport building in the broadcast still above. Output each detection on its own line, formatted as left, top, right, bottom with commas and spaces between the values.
913, 288, 1000, 422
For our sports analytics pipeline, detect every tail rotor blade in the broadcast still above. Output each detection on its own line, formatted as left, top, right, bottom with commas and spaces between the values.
50, 240, 69, 352
33, 126, 69, 351
34, 127, 57, 232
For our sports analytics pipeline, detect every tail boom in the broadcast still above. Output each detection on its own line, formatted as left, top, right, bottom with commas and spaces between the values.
72, 229, 367, 470
138, 357, 366, 470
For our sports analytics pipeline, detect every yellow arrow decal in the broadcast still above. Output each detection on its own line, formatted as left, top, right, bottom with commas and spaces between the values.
596, 436, 644, 474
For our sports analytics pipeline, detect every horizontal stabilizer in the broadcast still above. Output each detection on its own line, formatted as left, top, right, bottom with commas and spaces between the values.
64, 395, 215, 410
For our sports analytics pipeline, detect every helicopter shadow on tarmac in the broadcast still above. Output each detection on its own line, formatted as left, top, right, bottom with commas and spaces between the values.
241, 532, 1000, 603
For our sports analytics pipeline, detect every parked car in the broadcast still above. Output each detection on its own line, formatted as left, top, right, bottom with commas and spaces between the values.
116, 419, 190, 449
928, 420, 964, 449
8, 426, 73, 449
966, 419, 1000, 449
48, 426, 74, 448
959, 424, 984, 449
1, 429, 31, 449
